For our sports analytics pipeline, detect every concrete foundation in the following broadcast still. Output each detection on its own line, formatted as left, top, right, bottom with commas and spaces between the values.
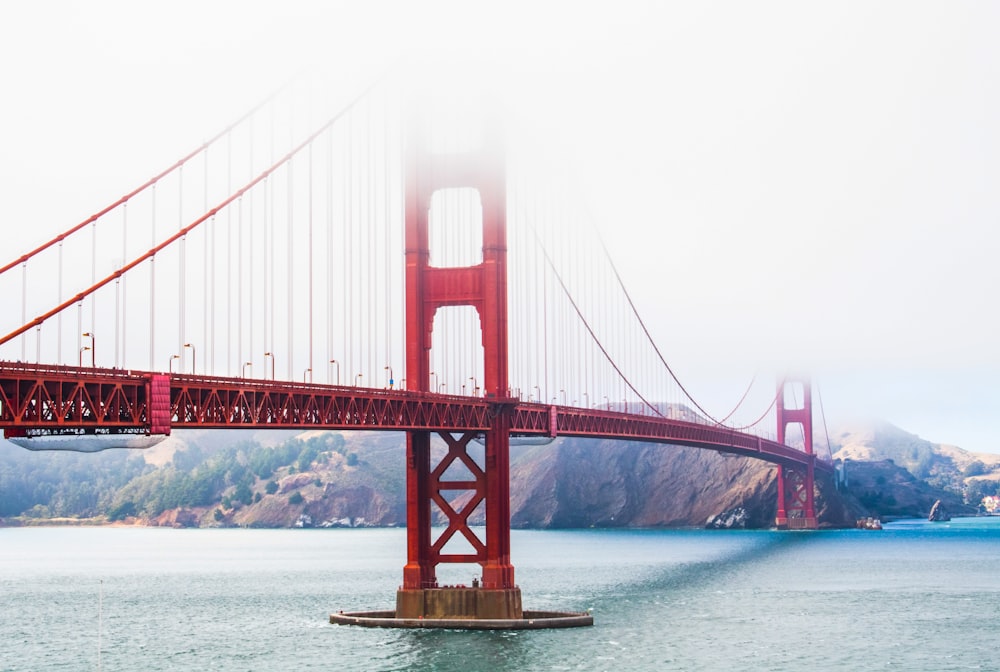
330, 609, 593, 630
396, 586, 523, 620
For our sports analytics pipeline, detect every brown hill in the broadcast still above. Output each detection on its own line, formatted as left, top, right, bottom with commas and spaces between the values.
131, 418, 986, 530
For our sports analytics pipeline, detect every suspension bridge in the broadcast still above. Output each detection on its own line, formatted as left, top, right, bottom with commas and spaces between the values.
0, 79, 830, 626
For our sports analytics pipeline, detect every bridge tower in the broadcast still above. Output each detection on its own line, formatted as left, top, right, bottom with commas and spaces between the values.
775, 378, 818, 529
396, 110, 521, 620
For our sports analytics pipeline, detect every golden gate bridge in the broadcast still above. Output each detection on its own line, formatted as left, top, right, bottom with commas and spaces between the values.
0, 78, 830, 627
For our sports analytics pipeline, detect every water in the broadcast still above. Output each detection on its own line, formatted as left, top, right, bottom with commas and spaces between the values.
2, 519, 999, 671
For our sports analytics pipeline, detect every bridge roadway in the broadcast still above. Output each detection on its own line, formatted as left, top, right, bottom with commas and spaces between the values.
0, 361, 829, 472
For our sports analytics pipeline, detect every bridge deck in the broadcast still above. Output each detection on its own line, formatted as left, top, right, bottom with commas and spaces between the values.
0, 362, 828, 472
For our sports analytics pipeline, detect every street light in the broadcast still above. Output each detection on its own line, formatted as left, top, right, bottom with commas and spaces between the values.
430, 371, 438, 393
399, 378, 406, 390
469, 376, 478, 396
79, 346, 91, 367
439, 382, 446, 394
184, 342, 196, 374
303, 368, 312, 383
329, 359, 340, 385
583, 392, 589, 408
82, 332, 95, 367
560, 389, 567, 404
355, 373, 363, 387
604, 396, 610, 410
264, 352, 275, 380
533, 385, 540, 403
242, 361, 252, 378
385, 365, 394, 389
168, 354, 180, 373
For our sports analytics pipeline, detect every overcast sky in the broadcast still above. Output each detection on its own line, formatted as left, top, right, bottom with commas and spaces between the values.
2, 1, 998, 453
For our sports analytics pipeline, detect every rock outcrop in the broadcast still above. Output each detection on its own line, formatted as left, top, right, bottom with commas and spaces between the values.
928, 499, 950, 522
705, 506, 748, 529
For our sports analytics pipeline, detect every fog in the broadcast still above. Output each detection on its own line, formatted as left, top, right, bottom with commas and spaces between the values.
1, 1, 997, 451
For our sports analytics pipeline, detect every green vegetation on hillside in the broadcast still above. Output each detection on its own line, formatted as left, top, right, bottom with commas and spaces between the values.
0, 433, 347, 521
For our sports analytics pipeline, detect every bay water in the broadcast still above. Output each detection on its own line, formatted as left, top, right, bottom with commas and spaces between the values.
2, 519, 998, 671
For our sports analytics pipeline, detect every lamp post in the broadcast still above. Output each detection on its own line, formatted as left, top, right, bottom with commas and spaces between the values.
534, 385, 540, 403
355, 373, 363, 387
469, 376, 478, 396
604, 396, 610, 410
82, 332, 95, 366
385, 365, 394, 389
560, 389, 567, 404
242, 361, 252, 378
583, 392, 589, 408
264, 352, 275, 380
184, 342, 196, 374
329, 359, 340, 385
79, 346, 91, 367
430, 371, 438, 393
169, 354, 180, 373
303, 368, 312, 383
439, 382, 446, 394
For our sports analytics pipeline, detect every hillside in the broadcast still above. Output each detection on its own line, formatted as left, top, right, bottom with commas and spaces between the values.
830, 420, 1000, 509
1, 418, 993, 529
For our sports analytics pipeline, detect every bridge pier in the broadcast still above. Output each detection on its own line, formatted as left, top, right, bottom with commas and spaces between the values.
396, 426, 522, 621
775, 379, 818, 530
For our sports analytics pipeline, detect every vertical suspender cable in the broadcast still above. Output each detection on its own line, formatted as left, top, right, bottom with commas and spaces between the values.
58, 240, 63, 364
77, 300, 82, 366
121, 204, 127, 369
20, 262, 26, 362
269, 102, 276, 371
346, 113, 352, 382
326, 123, 334, 380
288, 96, 296, 381
91, 221, 96, 355
226, 132, 233, 376
542, 195, 548, 403
237, 196, 244, 372
179, 166, 185, 370
287, 157, 294, 380
367, 99, 373, 384
308, 142, 314, 381
262, 174, 268, 363
208, 212, 215, 374
203, 144, 209, 375
384, 94, 391, 382
150, 184, 156, 371
248, 119, 254, 377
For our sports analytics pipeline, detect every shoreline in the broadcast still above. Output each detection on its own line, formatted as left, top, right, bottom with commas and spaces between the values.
5, 514, 997, 531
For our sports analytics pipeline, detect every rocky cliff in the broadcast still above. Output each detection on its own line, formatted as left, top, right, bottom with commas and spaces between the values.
167, 432, 860, 529
4, 418, 987, 529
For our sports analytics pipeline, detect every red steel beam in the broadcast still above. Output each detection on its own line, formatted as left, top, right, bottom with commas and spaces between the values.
0, 363, 828, 474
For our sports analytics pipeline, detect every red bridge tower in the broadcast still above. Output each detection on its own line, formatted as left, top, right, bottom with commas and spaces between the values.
775, 378, 818, 529
396, 112, 521, 620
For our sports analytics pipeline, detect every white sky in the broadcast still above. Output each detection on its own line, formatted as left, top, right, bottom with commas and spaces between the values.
1, 1, 998, 453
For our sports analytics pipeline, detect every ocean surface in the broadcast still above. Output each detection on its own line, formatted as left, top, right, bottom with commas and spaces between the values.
2, 519, 999, 671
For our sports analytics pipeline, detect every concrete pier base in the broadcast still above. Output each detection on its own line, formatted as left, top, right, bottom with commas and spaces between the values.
396, 586, 522, 620
330, 608, 593, 630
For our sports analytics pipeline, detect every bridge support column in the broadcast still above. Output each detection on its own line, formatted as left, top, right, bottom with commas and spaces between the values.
775, 379, 818, 530
395, 104, 522, 622
396, 423, 520, 620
